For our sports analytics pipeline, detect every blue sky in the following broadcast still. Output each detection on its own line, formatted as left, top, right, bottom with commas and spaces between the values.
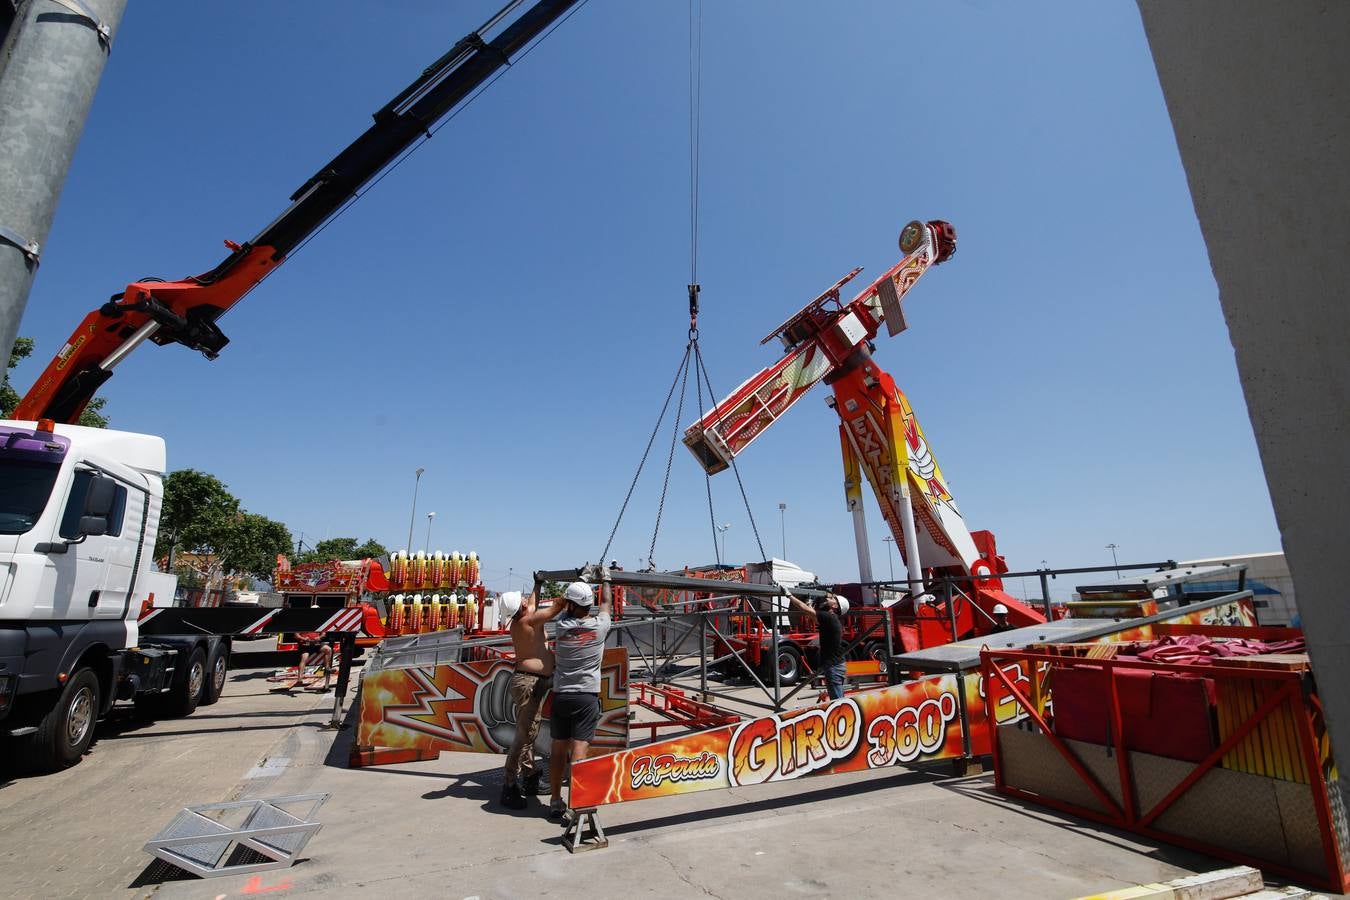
14, 1, 1279, 599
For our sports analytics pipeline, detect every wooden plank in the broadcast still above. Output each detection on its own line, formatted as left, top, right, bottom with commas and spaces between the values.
1237, 680, 1256, 774
1220, 653, 1310, 672
1217, 680, 1237, 772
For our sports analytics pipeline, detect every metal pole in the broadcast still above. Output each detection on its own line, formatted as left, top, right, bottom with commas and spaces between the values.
1040, 570, 1053, 620
772, 592, 782, 711
404, 468, 423, 553
848, 492, 875, 602
898, 481, 924, 599
883, 606, 895, 684
699, 613, 708, 700
329, 633, 355, 729
778, 502, 787, 559
956, 670, 973, 763
0, 0, 127, 366
423, 512, 435, 554
943, 579, 957, 643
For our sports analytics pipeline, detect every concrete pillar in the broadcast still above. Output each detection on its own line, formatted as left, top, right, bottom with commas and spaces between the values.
1136, 1, 1350, 800
0, 0, 126, 366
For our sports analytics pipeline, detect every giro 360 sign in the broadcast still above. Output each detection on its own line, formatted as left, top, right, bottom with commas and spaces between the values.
571, 670, 1010, 808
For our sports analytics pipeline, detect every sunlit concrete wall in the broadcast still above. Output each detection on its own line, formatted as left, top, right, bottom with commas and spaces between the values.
1137, 1, 1350, 804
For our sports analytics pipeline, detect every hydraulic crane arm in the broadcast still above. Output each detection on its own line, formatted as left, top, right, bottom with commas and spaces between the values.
16, 0, 581, 424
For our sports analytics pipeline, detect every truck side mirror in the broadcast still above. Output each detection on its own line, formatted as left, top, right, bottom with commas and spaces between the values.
78, 475, 117, 537
82, 475, 117, 517
78, 515, 109, 537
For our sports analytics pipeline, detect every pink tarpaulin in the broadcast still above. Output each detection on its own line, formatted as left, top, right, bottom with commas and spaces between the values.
1115, 634, 1305, 666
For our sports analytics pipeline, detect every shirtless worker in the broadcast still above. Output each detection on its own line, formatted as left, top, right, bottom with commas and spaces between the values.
548, 581, 612, 819
498, 590, 568, 810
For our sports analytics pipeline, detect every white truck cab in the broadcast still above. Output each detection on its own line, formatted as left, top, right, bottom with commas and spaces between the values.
1, 420, 164, 633
1, 419, 227, 770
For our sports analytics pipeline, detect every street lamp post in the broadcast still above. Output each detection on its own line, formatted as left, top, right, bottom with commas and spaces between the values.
778, 503, 787, 560
405, 467, 425, 554
881, 535, 895, 580
716, 523, 731, 563
424, 512, 436, 554
1106, 543, 1120, 577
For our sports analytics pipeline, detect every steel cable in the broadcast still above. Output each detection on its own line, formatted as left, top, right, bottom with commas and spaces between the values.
598, 343, 692, 566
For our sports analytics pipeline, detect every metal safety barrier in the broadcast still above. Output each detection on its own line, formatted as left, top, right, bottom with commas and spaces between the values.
143, 794, 328, 878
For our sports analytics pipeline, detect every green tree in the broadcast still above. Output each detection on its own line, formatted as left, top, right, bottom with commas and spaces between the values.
77, 396, 110, 429
1, 337, 35, 418
297, 536, 388, 564
2, 336, 109, 426
538, 580, 568, 600
219, 513, 293, 584
354, 538, 388, 560
154, 469, 240, 566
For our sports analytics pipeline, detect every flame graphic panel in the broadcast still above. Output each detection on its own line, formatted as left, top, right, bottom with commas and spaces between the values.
353, 649, 628, 766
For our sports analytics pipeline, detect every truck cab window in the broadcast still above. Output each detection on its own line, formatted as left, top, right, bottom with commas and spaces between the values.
0, 460, 62, 535
58, 471, 128, 539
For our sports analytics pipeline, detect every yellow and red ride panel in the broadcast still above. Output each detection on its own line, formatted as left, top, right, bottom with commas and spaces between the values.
352, 648, 628, 767
1104, 594, 1257, 644
571, 665, 1032, 808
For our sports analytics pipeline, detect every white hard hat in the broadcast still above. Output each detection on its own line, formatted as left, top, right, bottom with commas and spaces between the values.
565, 581, 593, 604
499, 591, 524, 621
835, 595, 850, 616
992, 603, 1009, 615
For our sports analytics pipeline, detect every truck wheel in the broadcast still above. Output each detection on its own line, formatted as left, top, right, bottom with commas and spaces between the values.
23, 668, 100, 771
200, 644, 229, 706
165, 647, 208, 718
764, 645, 801, 686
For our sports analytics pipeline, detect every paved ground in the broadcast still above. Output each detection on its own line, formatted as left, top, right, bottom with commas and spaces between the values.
0, 647, 1251, 899
0, 641, 332, 898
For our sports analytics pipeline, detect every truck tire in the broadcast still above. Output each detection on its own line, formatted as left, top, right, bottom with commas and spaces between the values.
169, 647, 208, 717
201, 643, 229, 706
22, 668, 101, 771
138, 646, 208, 720
764, 645, 801, 686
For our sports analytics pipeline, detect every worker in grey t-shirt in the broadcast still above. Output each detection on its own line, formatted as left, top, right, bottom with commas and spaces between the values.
547, 581, 612, 818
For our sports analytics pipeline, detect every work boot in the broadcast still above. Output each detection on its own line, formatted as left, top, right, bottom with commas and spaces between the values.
548, 797, 567, 820
522, 771, 544, 795
499, 782, 527, 810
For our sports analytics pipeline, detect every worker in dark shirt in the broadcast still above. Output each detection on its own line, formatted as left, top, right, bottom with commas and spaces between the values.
990, 602, 1015, 633
789, 593, 851, 700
